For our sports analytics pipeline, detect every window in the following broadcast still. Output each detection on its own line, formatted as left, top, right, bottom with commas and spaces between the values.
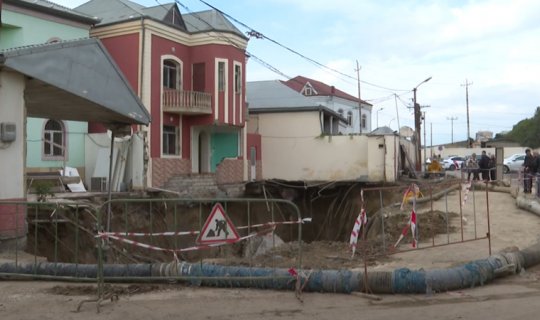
337, 109, 344, 117
234, 64, 242, 94
361, 114, 367, 129
347, 111, 353, 126
43, 120, 65, 159
218, 61, 225, 92
302, 83, 316, 96
163, 59, 180, 89
163, 125, 179, 155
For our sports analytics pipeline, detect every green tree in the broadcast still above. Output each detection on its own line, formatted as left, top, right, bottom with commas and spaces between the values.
505, 107, 540, 148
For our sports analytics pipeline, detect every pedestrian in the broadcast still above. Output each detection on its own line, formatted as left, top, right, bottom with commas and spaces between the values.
478, 150, 491, 181
466, 153, 480, 181
489, 154, 497, 181
535, 152, 540, 197
523, 149, 535, 193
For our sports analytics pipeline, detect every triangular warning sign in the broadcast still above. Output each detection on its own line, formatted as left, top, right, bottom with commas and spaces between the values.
196, 203, 240, 244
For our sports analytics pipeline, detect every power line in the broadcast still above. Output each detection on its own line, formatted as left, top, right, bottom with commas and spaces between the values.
194, 0, 408, 92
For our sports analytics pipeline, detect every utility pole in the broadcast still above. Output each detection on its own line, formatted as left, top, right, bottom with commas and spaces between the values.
423, 112, 427, 171
461, 79, 473, 147
412, 77, 432, 172
447, 116, 458, 144
430, 122, 433, 159
356, 60, 362, 134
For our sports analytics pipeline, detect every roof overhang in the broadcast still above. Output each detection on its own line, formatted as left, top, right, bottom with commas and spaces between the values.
249, 106, 348, 122
0, 38, 150, 125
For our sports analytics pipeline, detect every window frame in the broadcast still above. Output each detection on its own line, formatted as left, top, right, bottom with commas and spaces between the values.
163, 59, 181, 90
42, 119, 66, 161
347, 111, 353, 126
218, 61, 226, 92
234, 64, 242, 94
162, 125, 180, 156
361, 114, 367, 129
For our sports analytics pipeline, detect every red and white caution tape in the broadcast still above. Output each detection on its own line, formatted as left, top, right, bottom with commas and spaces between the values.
97, 227, 275, 253
394, 209, 418, 248
100, 220, 304, 238
462, 181, 472, 206
349, 208, 368, 257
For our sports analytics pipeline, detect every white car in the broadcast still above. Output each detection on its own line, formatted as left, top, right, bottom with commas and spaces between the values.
503, 154, 526, 173
442, 156, 465, 171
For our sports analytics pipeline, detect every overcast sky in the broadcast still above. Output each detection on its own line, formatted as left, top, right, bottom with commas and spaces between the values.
52, 0, 540, 145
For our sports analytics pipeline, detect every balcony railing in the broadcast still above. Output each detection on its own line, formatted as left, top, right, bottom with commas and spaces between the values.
162, 89, 212, 115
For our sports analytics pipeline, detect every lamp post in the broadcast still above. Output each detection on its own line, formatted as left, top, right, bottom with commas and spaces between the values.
413, 76, 432, 172
376, 107, 383, 128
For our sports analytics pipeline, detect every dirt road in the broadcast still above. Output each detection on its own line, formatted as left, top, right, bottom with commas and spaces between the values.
2, 188, 540, 319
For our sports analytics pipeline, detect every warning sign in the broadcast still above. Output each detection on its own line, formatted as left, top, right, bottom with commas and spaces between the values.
196, 203, 240, 244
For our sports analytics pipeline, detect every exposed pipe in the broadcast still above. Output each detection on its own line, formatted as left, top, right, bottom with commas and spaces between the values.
1, 244, 539, 294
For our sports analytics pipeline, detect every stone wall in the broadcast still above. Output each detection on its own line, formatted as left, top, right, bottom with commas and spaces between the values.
216, 159, 244, 185
152, 158, 191, 188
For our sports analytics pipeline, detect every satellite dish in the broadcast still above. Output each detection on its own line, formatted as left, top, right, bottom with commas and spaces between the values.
399, 126, 415, 138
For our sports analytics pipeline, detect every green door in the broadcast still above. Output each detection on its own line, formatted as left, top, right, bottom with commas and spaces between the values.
211, 132, 239, 172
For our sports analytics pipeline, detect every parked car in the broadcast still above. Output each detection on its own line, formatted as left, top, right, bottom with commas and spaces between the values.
442, 156, 465, 171
503, 154, 526, 173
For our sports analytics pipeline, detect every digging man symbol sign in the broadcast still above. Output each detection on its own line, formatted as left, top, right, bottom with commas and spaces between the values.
196, 203, 239, 244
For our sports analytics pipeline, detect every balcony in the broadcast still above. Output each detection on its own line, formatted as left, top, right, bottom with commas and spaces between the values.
162, 89, 212, 115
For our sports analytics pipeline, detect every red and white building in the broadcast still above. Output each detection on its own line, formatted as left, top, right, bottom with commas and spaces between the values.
77, 0, 259, 190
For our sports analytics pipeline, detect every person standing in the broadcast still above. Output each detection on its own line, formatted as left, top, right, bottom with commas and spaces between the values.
478, 150, 491, 181
523, 149, 535, 193
489, 154, 497, 181
466, 153, 480, 181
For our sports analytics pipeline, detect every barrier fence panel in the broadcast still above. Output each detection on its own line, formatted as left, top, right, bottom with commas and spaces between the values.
95, 198, 303, 297
358, 180, 491, 259
0, 198, 303, 293
0, 200, 98, 281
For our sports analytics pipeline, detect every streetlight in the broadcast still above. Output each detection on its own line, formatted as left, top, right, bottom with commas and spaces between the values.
376, 107, 384, 128
413, 76, 432, 172
388, 118, 395, 128
447, 116, 458, 144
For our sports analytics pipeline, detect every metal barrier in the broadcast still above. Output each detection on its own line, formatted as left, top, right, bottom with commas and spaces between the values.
0, 198, 303, 297
357, 180, 492, 260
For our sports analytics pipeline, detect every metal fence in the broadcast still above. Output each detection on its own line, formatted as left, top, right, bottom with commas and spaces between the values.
0, 198, 303, 290
356, 180, 492, 260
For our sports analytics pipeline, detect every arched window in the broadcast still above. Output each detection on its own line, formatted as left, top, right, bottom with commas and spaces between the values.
43, 120, 65, 159
337, 109, 344, 118
163, 59, 180, 89
361, 114, 367, 129
347, 111, 353, 126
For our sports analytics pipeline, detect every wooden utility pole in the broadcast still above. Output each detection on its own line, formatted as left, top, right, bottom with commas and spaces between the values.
356, 60, 362, 134
461, 79, 473, 147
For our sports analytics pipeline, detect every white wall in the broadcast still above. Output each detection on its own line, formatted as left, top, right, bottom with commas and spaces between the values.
255, 111, 402, 182
0, 71, 25, 200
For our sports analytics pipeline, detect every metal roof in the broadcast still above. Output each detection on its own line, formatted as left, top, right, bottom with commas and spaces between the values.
4, 0, 100, 24
182, 10, 246, 39
247, 80, 346, 120
76, 0, 186, 31
75, 0, 145, 25
284, 75, 372, 106
0, 38, 150, 125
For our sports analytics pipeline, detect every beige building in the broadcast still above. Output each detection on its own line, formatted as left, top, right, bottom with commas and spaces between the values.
247, 80, 415, 183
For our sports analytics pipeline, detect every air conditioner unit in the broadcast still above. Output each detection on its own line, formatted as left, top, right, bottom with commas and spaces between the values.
90, 177, 108, 192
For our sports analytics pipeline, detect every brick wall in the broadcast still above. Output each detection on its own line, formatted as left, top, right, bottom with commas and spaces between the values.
0, 200, 27, 240
216, 159, 244, 184
152, 158, 191, 188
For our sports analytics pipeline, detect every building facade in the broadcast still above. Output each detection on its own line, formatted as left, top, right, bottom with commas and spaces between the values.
1, 0, 99, 178
77, 0, 252, 189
